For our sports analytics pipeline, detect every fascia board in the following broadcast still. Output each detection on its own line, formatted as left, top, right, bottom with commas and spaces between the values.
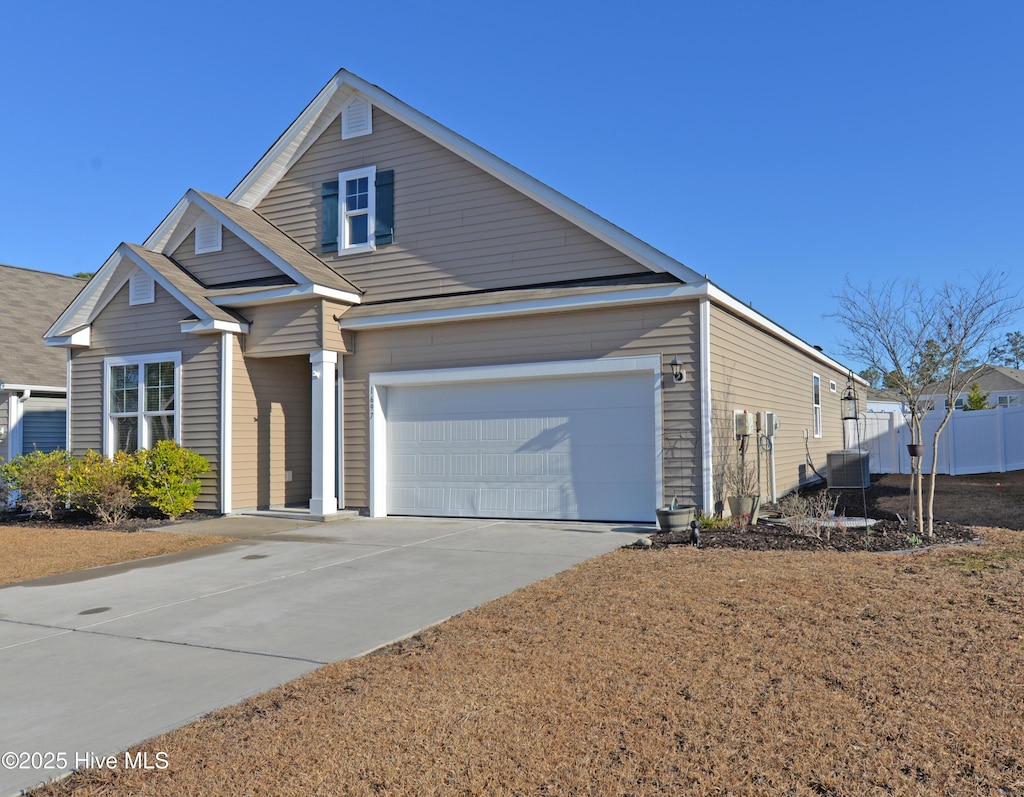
185, 191, 314, 287
43, 327, 91, 348
179, 319, 250, 334
339, 284, 708, 330
0, 383, 67, 393
228, 73, 343, 209
144, 194, 193, 253
209, 284, 361, 307
340, 277, 863, 382
228, 70, 703, 284
44, 249, 127, 339
705, 283, 866, 382
118, 246, 214, 325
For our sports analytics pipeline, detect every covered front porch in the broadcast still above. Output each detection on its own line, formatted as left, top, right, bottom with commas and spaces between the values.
228, 345, 345, 518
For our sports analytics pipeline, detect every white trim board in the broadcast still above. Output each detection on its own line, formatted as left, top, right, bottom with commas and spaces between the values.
368, 355, 663, 519
342, 280, 863, 381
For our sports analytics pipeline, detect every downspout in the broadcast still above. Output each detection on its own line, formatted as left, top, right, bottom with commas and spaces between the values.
699, 297, 714, 513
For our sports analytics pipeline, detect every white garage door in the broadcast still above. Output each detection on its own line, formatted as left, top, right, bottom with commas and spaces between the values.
385, 373, 656, 522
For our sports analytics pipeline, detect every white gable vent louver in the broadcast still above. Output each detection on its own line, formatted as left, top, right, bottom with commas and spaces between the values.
128, 269, 155, 306
341, 95, 372, 139
194, 214, 222, 254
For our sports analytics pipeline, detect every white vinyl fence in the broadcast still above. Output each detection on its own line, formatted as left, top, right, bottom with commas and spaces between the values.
846, 406, 1024, 475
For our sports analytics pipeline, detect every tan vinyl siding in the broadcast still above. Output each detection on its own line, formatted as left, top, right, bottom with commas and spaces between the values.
242, 301, 322, 357
241, 300, 352, 358
322, 301, 354, 354
68, 283, 222, 511
171, 228, 287, 287
231, 350, 311, 509
709, 305, 847, 505
256, 107, 649, 301
340, 301, 701, 510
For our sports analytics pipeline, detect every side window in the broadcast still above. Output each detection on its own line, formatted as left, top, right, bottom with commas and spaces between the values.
812, 374, 822, 438
321, 168, 394, 254
105, 354, 180, 456
342, 169, 373, 249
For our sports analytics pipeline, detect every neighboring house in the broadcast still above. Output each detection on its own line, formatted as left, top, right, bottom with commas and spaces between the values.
869, 365, 1024, 416
45, 70, 855, 521
939, 365, 1024, 410
0, 264, 86, 461
864, 386, 907, 414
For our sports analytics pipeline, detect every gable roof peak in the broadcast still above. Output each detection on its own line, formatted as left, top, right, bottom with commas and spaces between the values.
228, 70, 704, 285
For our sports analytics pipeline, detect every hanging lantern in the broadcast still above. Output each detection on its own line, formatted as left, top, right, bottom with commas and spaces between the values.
841, 380, 859, 421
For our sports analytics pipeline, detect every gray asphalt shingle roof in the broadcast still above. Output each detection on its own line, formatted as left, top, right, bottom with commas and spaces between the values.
0, 264, 86, 388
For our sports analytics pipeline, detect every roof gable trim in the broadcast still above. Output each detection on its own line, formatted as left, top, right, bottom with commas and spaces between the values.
228, 70, 703, 284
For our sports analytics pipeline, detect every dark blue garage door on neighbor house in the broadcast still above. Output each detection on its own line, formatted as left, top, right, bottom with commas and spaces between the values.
20, 395, 67, 454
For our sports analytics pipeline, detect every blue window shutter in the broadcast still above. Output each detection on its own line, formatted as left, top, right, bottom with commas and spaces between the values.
374, 170, 394, 245
322, 180, 339, 252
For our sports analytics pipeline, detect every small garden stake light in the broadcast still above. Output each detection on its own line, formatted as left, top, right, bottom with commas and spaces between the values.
841, 373, 870, 539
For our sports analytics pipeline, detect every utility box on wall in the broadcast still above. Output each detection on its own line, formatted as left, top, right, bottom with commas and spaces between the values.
734, 410, 756, 438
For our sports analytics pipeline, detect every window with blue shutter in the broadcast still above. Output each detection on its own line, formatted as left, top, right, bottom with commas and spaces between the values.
375, 170, 394, 245
323, 167, 395, 253
321, 180, 339, 253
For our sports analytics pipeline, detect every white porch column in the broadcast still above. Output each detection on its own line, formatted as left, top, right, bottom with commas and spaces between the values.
310, 350, 338, 516
7, 392, 24, 460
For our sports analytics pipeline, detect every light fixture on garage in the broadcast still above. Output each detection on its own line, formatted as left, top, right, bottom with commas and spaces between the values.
669, 356, 685, 383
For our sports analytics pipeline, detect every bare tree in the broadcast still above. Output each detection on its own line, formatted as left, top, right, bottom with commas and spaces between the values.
832, 271, 1020, 538
923, 275, 1021, 536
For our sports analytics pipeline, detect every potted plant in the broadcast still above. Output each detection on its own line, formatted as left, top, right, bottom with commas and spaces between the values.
657, 426, 697, 532
725, 456, 761, 524
656, 496, 696, 533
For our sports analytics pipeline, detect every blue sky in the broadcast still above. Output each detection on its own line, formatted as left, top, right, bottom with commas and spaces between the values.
2, 1, 1022, 368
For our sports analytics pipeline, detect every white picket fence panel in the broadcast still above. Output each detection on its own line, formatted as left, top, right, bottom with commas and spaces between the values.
845, 405, 1024, 475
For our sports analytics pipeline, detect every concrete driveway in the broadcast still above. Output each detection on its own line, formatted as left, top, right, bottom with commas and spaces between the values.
0, 515, 646, 795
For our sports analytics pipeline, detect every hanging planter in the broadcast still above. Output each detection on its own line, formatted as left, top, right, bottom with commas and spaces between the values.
907, 443, 925, 457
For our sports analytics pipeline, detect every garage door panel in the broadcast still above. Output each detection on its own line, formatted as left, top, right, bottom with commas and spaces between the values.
386, 372, 656, 522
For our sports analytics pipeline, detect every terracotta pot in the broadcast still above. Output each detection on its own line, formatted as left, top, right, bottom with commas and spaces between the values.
656, 505, 695, 533
727, 496, 761, 524
907, 443, 925, 457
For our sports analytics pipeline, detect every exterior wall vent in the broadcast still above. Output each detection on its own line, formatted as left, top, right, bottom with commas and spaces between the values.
194, 214, 222, 254
826, 449, 871, 489
128, 269, 155, 306
341, 95, 372, 139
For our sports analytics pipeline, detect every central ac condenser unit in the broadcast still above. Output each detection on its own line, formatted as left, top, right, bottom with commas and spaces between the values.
826, 449, 871, 489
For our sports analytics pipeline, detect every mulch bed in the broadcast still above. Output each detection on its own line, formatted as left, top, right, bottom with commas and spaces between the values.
0, 509, 204, 533
647, 471, 1013, 552
651, 518, 977, 552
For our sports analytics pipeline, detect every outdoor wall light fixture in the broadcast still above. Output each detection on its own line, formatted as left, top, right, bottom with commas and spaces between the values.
841, 377, 859, 421
669, 356, 686, 383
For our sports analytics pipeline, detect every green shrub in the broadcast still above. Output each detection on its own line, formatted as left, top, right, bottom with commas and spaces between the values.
0, 461, 10, 513
66, 450, 144, 525
136, 440, 209, 519
696, 510, 732, 529
0, 450, 71, 519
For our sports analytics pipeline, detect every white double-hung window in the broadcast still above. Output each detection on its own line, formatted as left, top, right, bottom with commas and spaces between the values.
812, 373, 822, 438
339, 165, 376, 252
104, 352, 181, 456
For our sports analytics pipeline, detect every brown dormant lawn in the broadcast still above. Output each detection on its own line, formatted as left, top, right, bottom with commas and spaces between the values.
0, 526, 230, 586
29, 505, 1024, 794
